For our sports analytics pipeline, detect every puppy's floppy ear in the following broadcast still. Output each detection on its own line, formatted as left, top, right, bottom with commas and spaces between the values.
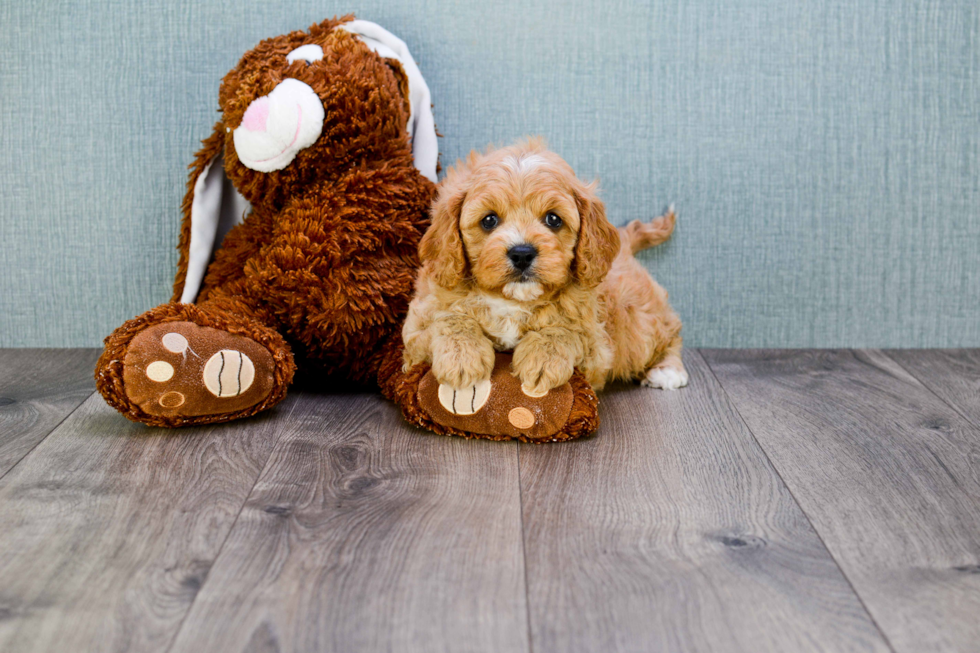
572, 181, 621, 289
419, 174, 468, 289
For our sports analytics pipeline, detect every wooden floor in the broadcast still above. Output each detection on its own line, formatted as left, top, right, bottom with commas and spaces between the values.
0, 349, 978, 653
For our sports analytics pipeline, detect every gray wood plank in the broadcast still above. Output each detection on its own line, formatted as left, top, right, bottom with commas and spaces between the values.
0, 348, 101, 477
519, 351, 890, 653
0, 392, 297, 653
168, 392, 528, 653
703, 349, 980, 653
885, 349, 980, 428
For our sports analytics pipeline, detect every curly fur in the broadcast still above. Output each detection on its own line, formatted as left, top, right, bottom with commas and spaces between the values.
403, 138, 687, 395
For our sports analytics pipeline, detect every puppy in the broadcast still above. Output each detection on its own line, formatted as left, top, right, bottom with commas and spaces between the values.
402, 138, 687, 396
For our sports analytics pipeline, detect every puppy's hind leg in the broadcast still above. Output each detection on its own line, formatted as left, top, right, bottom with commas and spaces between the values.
641, 336, 689, 390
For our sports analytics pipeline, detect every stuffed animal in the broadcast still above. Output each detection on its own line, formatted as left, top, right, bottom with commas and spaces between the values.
95, 16, 437, 426
95, 16, 601, 441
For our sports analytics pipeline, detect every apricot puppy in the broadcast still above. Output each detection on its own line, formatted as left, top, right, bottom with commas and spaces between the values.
403, 138, 687, 396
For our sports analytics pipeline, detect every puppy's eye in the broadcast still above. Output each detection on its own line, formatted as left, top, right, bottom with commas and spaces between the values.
544, 212, 563, 229
481, 213, 499, 231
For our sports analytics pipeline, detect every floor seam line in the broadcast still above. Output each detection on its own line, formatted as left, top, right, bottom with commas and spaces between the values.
516, 442, 535, 653
880, 349, 980, 432
161, 395, 303, 653
697, 348, 900, 653
0, 390, 97, 483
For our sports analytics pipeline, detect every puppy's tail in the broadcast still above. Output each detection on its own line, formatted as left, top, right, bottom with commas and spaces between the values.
620, 206, 676, 254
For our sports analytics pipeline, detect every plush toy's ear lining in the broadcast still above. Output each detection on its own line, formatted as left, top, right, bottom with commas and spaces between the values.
172, 122, 251, 304
180, 149, 251, 303
179, 150, 251, 304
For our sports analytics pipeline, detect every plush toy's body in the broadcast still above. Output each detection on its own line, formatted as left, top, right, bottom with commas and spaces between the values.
96, 16, 600, 441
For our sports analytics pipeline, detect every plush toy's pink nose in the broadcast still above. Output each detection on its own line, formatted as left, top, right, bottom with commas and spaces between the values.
241, 97, 270, 132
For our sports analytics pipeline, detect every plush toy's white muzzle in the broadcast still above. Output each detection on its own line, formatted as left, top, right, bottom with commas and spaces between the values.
233, 78, 325, 172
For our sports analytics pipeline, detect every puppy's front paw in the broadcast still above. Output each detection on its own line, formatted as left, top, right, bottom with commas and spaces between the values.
402, 348, 427, 373
431, 337, 495, 389
512, 345, 574, 397
642, 364, 689, 390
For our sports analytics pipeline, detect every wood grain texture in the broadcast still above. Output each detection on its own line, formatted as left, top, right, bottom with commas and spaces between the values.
168, 392, 528, 653
518, 351, 889, 653
0, 348, 100, 477
885, 349, 980, 428
703, 349, 980, 653
0, 392, 297, 653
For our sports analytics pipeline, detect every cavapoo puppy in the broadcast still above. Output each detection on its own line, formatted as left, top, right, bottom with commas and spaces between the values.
402, 138, 687, 396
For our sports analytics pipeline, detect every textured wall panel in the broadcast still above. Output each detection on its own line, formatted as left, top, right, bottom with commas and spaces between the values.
1, 1, 978, 347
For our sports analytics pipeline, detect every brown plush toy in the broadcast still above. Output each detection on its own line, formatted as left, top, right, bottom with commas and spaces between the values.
96, 16, 436, 426
379, 351, 599, 442
96, 16, 600, 441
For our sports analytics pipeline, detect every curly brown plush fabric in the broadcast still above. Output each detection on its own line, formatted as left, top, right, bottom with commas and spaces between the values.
96, 16, 435, 426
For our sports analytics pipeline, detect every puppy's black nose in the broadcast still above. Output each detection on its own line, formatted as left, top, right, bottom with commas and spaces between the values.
507, 244, 538, 271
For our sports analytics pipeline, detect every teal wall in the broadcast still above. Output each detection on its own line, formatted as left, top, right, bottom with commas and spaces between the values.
2, 1, 978, 347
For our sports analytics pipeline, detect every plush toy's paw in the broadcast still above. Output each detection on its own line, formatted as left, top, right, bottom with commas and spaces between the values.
120, 321, 277, 418
96, 304, 295, 427
380, 351, 600, 443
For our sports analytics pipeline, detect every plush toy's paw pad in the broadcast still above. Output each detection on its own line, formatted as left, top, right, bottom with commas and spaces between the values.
507, 407, 536, 429
419, 354, 575, 440
642, 365, 689, 390
202, 350, 256, 397
121, 322, 276, 418
437, 379, 492, 415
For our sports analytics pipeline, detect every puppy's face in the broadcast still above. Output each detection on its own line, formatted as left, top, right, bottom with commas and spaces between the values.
420, 140, 620, 300
459, 152, 581, 301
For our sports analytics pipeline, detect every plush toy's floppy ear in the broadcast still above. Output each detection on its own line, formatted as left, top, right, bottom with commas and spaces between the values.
338, 20, 438, 184
572, 182, 621, 289
172, 122, 251, 304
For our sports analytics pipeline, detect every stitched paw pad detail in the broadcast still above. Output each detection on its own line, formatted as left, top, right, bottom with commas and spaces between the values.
122, 322, 275, 418
437, 379, 492, 415
203, 350, 256, 397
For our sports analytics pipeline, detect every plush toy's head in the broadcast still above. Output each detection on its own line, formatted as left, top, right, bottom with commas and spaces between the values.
218, 16, 429, 209
174, 16, 438, 305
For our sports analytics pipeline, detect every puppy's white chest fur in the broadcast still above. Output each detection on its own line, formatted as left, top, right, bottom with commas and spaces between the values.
477, 293, 531, 350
